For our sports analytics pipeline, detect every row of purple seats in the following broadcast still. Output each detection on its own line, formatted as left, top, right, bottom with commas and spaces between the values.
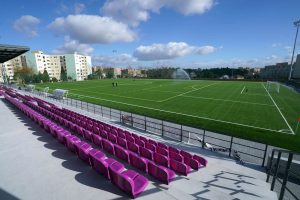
23, 91, 207, 174
32, 96, 204, 176
3, 92, 148, 199
33, 102, 177, 184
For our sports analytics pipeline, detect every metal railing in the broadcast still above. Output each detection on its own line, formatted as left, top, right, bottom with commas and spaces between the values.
266, 149, 300, 200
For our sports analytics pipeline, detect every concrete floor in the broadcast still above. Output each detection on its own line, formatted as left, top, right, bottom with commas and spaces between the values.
0, 96, 278, 200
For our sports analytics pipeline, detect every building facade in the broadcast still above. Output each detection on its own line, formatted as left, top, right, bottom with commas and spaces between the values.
292, 54, 300, 79
0, 55, 26, 82
260, 62, 290, 80
26, 51, 92, 81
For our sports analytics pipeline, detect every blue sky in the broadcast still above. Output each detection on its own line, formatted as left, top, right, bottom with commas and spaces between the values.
1, 0, 300, 68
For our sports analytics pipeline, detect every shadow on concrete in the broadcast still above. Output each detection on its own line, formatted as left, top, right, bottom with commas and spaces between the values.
0, 188, 21, 200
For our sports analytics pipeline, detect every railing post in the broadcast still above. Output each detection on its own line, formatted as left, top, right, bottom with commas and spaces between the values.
267, 150, 275, 182
144, 116, 146, 131
279, 153, 293, 200
229, 136, 233, 157
87, 102, 89, 111
101, 106, 103, 117
93, 104, 95, 114
202, 130, 206, 148
262, 144, 268, 167
162, 121, 164, 136
180, 125, 183, 142
110, 108, 112, 119
119, 112, 122, 123
131, 113, 133, 127
271, 151, 282, 191
81, 100, 82, 109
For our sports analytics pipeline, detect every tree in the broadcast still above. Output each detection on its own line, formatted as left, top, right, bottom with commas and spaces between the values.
52, 77, 58, 82
60, 67, 67, 81
13, 66, 33, 84
106, 71, 114, 79
42, 69, 50, 83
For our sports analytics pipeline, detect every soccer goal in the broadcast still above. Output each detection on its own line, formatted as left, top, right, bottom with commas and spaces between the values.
266, 81, 280, 93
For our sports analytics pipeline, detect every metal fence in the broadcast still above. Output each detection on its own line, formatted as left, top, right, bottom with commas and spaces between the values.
13, 86, 282, 167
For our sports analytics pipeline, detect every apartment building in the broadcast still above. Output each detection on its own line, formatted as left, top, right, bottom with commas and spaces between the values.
26, 51, 91, 81
0, 55, 26, 82
260, 62, 290, 80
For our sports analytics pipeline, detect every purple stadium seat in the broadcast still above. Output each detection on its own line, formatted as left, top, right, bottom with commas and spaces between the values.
117, 137, 128, 149
170, 159, 191, 176
109, 162, 148, 199
57, 130, 71, 144
76, 126, 84, 137
148, 139, 158, 147
100, 131, 108, 139
66, 135, 81, 153
83, 129, 93, 141
88, 149, 102, 167
184, 157, 201, 170
169, 151, 183, 162
129, 152, 148, 172
193, 155, 208, 167
93, 126, 100, 135
135, 139, 145, 147
93, 156, 118, 179
125, 135, 135, 143
157, 142, 168, 150
117, 131, 126, 139
145, 142, 156, 152
108, 133, 117, 143
168, 146, 180, 154
139, 147, 153, 160
75, 142, 93, 164
128, 142, 139, 154
108, 161, 125, 185
92, 134, 102, 147
102, 139, 115, 155
154, 152, 169, 167
139, 136, 148, 143
114, 145, 130, 163
180, 150, 193, 159
156, 146, 169, 157
148, 161, 175, 185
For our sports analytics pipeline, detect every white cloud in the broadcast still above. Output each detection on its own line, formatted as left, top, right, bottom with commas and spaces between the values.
56, 3, 86, 14
93, 53, 137, 67
52, 36, 94, 55
13, 15, 40, 38
191, 55, 290, 68
48, 14, 136, 44
133, 42, 217, 61
74, 3, 86, 14
101, 0, 214, 27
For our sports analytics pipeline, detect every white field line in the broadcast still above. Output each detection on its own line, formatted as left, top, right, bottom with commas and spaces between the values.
262, 83, 295, 135
240, 86, 245, 94
242, 93, 268, 97
180, 95, 275, 107
69, 88, 158, 102
68, 92, 288, 134
158, 82, 219, 102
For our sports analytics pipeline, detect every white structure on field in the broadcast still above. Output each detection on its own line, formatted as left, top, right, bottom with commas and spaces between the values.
26, 51, 92, 81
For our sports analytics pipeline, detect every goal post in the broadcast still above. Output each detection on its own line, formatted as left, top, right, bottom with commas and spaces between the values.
266, 81, 280, 93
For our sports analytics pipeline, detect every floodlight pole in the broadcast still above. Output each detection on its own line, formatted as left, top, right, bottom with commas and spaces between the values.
288, 20, 300, 80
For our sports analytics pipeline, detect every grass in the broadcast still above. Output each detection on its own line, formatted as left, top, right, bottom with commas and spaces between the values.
35, 79, 300, 152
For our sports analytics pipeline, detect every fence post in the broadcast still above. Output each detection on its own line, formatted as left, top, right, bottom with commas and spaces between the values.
81, 100, 82, 109
120, 112, 122, 123
71, 98, 72, 106
110, 108, 112, 119
271, 151, 282, 191
144, 116, 146, 131
229, 136, 233, 157
76, 99, 77, 108
162, 121, 164, 137
202, 130, 206, 148
101, 106, 103, 117
131, 113, 133, 127
93, 104, 95, 114
87, 102, 89, 111
266, 150, 275, 182
180, 125, 183, 142
279, 153, 293, 200
262, 144, 268, 167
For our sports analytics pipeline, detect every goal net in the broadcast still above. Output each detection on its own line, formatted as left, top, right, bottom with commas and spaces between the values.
266, 81, 280, 93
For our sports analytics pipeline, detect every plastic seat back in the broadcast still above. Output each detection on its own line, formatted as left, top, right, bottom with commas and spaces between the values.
128, 142, 139, 154
154, 152, 169, 167
102, 139, 115, 155
139, 147, 153, 160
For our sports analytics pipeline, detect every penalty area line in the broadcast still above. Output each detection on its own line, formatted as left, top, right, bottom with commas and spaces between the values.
262, 83, 295, 135
240, 86, 245, 94
68, 92, 289, 134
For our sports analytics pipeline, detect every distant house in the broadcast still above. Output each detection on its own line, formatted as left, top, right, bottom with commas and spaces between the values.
220, 75, 230, 79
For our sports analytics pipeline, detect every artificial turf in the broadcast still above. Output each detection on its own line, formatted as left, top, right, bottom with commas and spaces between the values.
35, 79, 300, 152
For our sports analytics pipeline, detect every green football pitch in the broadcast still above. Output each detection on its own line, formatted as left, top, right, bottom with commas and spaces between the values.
35, 79, 300, 151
